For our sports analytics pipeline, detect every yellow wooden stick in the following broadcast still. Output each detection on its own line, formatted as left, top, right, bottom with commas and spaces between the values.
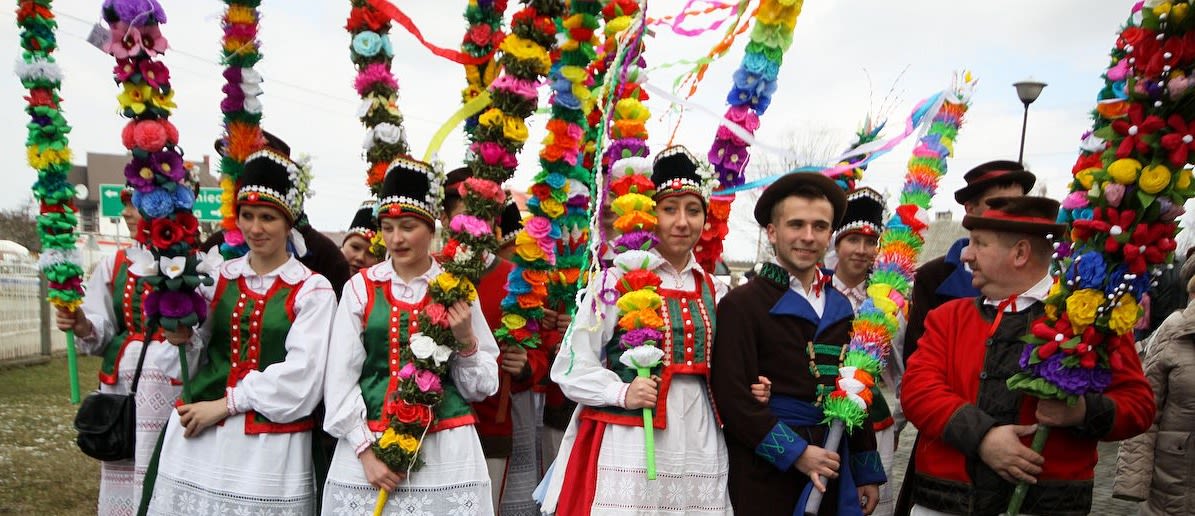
372, 488, 388, 516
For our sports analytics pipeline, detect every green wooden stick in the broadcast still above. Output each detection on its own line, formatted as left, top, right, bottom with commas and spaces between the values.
1006, 426, 1050, 515
66, 330, 80, 404
177, 345, 191, 404
637, 367, 657, 480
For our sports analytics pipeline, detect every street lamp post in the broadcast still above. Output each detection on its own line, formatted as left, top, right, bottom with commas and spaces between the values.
1014, 79, 1047, 164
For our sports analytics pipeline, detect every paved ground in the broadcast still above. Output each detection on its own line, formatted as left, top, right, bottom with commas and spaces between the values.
889, 427, 1139, 515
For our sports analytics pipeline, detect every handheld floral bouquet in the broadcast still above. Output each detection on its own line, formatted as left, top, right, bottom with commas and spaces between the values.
697, 0, 806, 272
807, 72, 976, 515
102, 0, 211, 401
215, 0, 265, 258
607, 156, 665, 480
1005, 3, 1194, 514
17, 0, 86, 401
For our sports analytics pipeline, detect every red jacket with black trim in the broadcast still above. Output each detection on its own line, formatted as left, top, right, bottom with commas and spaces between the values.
902, 297, 1154, 515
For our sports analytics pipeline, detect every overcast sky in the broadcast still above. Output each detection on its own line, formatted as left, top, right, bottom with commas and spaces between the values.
1, 0, 1133, 261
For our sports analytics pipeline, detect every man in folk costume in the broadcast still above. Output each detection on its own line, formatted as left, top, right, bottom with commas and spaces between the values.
902, 161, 1035, 365
899, 197, 1154, 516
441, 167, 550, 512
831, 187, 902, 516
340, 199, 384, 271
204, 132, 351, 298
712, 173, 885, 516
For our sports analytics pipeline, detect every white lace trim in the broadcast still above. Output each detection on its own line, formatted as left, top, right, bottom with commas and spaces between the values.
591, 465, 730, 513
323, 479, 487, 516
148, 476, 314, 516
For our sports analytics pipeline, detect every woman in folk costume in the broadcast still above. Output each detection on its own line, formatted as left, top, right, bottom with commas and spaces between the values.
539, 147, 737, 515
145, 148, 337, 515
54, 185, 201, 515
321, 157, 500, 514
341, 199, 385, 271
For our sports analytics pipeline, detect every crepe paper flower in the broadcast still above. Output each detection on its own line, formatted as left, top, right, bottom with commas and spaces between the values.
1111, 104, 1166, 159
352, 31, 385, 57
106, 23, 142, 59
138, 24, 168, 56
414, 369, 443, 394
150, 88, 176, 113
159, 256, 186, 278
150, 216, 184, 249
354, 63, 398, 96
133, 188, 174, 218
127, 246, 158, 277
1139, 163, 1173, 194
117, 82, 152, 115
136, 59, 170, 88
102, 0, 168, 25
1159, 114, 1195, 165
450, 214, 493, 238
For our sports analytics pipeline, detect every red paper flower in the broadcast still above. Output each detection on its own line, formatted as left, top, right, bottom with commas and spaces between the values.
150, 217, 184, 249
616, 269, 662, 295
1071, 207, 1136, 247
345, 7, 389, 32
1072, 152, 1103, 174
1111, 103, 1165, 159
389, 397, 432, 426
1160, 114, 1195, 166
175, 212, 199, 246
1122, 222, 1177, 274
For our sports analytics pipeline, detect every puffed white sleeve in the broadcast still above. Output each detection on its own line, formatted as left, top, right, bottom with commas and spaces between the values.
549, 270, 625, 408
77, 254, 117, 355
322, 273, 375, 454
449, 300, 500, 402
229, 274, 335, 423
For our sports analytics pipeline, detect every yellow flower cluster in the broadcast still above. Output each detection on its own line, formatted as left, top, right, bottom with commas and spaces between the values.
1108, 294, 1141, 335
478, 107, 530, 143
500, 35, 551, 75
378, 428, 420, 454
1066, 288, 1104, 331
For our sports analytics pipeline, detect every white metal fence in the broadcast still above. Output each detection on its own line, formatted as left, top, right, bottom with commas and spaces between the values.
0, 261, 66, 362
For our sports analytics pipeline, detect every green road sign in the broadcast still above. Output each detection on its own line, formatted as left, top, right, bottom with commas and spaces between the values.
193, 187, 222, 222
99, 184, 124, 218
99, 184, 223, 222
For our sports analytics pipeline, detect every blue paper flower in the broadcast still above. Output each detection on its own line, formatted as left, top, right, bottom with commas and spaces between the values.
545, 172, 566, 189
742, 52, 779, 81
1066, 251, 1106, 290
352, 31, 384, 58
133, 188, 174, 218
173, 186, 195, 211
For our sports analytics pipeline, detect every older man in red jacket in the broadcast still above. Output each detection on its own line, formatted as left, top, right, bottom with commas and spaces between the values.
901, 196, 1153, 516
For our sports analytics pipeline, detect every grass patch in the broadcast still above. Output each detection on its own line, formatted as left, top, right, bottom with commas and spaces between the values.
0, 355, 102, 515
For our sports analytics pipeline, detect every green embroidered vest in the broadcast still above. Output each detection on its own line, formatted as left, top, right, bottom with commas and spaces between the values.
583, 270, 720, 429
360, 275, 476, 433
191, 275, 314, 434
99, 249, 161, 385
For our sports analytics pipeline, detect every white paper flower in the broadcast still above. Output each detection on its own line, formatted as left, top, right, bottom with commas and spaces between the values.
614, 250, 664, 273
410, 333, 437, 360
127, 247, 157, 277
835, 366, 870, 410
196, 246, 224, 275
565, 179, 590, 198
619, 345, 664, 370
240, 83, 263, 97
1079, 132, 1106, 154
357, 98, 374, 119
455, 245, 474, 264
14, 57, 62, 83
240, 68, 263, 84
159, 256, 187, 279
243, 95, 263, 114
373, 123, 404, 145
431, 345, 453, 366
608, 157, 652, 179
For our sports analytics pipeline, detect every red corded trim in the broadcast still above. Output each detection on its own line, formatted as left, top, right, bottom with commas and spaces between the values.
978, 209, 1055, 225
873, 416, 895, 431
244, 411, 315, 434
284, 278, 305, 321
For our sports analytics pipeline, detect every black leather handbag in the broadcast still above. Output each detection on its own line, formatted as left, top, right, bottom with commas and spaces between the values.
74, 339, 149, 461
